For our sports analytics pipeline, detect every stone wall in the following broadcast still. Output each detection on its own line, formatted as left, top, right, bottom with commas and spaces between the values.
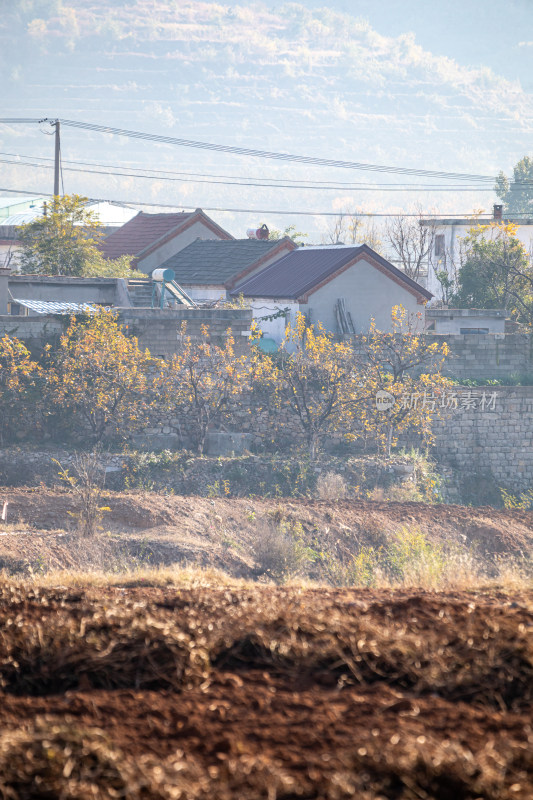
140, 386, 533, 493
118, 308, 252, 357
0, 307, 253, 357
427, 387, 533, 491
424, 333, 533, 380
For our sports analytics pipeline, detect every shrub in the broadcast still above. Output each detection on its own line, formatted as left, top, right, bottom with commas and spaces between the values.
55, 450, 109, 537
251, 520, 316, 583
316, 471, 347, 500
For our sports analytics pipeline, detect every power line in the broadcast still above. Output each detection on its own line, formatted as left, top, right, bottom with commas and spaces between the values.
2, 150, 523, 189
0, 156, 504, 191
0, 117, 499, 182
1, 185, 527, 218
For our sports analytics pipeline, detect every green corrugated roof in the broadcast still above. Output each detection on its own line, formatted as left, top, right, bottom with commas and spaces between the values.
158, 238, 286, 286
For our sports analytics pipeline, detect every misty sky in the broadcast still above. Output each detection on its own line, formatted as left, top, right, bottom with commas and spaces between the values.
0, 0, 531, 240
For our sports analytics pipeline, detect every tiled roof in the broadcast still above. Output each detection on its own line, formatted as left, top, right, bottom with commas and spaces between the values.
159, 238, 293, 286
233, 244, 432, 300
100, 211, 196, 260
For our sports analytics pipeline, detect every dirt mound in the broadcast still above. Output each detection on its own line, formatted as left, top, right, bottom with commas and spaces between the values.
0, 584, 532, 799
1, 490, 532, 576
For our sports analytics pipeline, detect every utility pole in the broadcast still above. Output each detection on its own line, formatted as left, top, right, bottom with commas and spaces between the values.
53, 118, 61, 198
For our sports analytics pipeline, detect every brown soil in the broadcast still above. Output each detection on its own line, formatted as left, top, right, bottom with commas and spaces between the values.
0, 489, 532, 577
0, 584, 532, 798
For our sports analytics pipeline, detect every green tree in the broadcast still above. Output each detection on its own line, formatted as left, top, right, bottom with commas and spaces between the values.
495, 156, 533, 216
452, 222, 533, 323
17, 194, 134, 277
268, 225, 308, 245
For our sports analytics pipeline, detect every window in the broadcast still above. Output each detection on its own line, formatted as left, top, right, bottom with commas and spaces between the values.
459, 327, 489, 335
434, 234, 445, 257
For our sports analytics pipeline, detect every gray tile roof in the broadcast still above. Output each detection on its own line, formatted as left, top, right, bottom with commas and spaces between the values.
232, 244, 432, 300
158, 238, 290, 286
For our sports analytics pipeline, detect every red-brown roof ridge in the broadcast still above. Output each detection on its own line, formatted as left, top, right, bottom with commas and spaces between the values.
100, 209, 233, 261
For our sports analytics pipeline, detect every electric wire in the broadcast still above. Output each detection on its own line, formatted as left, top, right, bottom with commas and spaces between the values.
0, 157, 506, 191
0, 117, 501, 182
2, 185, 529, 218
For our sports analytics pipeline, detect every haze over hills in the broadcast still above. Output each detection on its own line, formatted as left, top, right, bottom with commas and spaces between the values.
1, 0, 532, 239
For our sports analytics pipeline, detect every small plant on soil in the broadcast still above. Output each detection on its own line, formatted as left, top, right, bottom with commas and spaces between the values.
320, 545, 382, 587
501, 487, 533, 511
387, 525, 446, 586
54, 450, 110, 537
316, 471, 347, 500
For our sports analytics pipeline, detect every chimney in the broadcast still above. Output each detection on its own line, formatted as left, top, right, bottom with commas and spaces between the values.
0, 268, 11, 315
493, 204, 503, 220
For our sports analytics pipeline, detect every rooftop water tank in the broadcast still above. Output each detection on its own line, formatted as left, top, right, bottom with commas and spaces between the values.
246, 224, 269, 240
151, 268, 176, 282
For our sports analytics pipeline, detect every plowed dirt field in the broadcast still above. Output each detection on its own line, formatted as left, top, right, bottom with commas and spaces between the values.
0, 583, 532, 798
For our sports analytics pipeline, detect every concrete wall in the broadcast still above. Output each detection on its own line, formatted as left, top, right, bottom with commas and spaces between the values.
138, 220, 228, 274
8, 276, 130, 310
181, 285, 227, 303
427, 309, 506, 335
302, 257, 424, 333
250, 300, 299, 345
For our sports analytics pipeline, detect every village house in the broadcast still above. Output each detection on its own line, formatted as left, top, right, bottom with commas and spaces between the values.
232, 243, 431, 345
100, 208, 233, 272
421, 204, 533, 302
156, 236, 297, 303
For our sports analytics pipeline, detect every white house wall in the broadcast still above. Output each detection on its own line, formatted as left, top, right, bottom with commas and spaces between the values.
426, 221, 533, 302
181, 285, 228, 303
250, 299, 299, 344
301, 257, 423, 333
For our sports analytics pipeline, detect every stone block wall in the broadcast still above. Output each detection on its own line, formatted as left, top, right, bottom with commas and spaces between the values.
0, 315, 64, 351
119, 308, 252, 357
423, 333, 533, 380
141, 386, 533, 491
0, 308, 253, 358
427, 387, 533, 490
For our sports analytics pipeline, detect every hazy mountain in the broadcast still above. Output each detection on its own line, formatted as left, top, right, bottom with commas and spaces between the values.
1, 0, 531, 239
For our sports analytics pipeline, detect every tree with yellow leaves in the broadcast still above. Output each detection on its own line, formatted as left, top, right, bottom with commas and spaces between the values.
159, 323, 251, 453
0, 335, 41, 444
355, 306, 451, 456
44, 308, 152, 443
275, 313, 369, 459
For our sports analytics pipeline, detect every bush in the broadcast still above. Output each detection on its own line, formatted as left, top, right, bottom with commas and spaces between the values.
316, 471, 347, 500
251, 521, 316, 583
55, 450, 109, 537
